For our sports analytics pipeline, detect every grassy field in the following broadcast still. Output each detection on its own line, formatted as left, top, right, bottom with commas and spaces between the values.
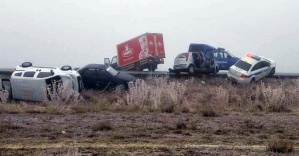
0, 77, 299, 155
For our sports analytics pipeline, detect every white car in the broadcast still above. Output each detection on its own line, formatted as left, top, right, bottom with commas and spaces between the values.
9, 62, 83, 101
171, 51, 219, 75
227, 53, 276, 83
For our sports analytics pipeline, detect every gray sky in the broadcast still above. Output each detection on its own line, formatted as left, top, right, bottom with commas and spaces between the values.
1, 0, 299, 72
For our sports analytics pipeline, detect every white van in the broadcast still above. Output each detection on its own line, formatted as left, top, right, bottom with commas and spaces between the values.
8, 62, 83, 101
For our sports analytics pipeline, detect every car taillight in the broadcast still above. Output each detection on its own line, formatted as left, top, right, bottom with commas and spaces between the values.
241, 74, 248, 78
186, 53, 189, 61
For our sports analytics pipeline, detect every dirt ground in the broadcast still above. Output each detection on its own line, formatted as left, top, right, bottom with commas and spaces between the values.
0, 111, 299, 156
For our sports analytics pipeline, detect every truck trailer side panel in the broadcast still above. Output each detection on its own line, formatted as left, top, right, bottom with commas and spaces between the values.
117, 33, 164, 67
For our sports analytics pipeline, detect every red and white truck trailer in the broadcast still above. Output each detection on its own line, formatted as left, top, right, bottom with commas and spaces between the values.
105, 33, 165, 71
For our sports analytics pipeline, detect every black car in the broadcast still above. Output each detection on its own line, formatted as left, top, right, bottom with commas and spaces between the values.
77, 64, 136, 91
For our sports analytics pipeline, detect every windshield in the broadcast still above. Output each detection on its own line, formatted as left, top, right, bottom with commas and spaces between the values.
176, 53, 187, 59
106, 66, 119, 76
234, 60, 252, 71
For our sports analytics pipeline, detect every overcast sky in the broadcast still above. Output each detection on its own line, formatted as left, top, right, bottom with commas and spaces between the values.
1, 0, 299, 72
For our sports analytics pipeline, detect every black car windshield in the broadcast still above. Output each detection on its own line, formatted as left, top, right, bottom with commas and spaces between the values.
106, 67, 119, 76
235, 60, 252, 71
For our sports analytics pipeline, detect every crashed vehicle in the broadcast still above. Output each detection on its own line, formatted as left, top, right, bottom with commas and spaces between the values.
212, 47, 240, 70
0, 62, 83, 101
227, 53, 276, 84
77, 64, 136, 91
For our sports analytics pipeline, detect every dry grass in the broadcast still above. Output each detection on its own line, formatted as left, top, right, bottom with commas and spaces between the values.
0, 89, 9, 103
267, 138, 294, 153
92, 121, 114, 132
1, 77, 299, 115
38, 147, 81, 156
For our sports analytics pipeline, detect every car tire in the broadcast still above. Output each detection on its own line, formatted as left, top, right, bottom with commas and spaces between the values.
188, 65, 195, 74
116, 83, 127, 92
268, 68, 275, 77
212, 67, 218, 76
134, 62, 142, 71
148, 65, 156, 71
250, 78, 255, 84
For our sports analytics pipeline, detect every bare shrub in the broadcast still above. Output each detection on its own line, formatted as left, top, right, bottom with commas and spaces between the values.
38, 146, 81, 156
176, 121, 187, 130
125, 78, 187, 112
202, 105, 219, 117
0, 89, 9, 103
267, 139, 294, 153
0, 103, 24, 114
92, 121, 114, 131
45, 80, 83, 104
259, 82, 293, 112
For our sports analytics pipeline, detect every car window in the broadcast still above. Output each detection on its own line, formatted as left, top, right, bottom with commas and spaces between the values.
206, 51, 214, 60
214, 52, 222, 58
14, 72, 22, 76
235, 60, 252, 71
84, 69, 96, 76
37, 72, 54, 78
251, 62, 263, 71
262, 61, 270, 67
23, 71, 35, 77
111, 56, 118, 64
176, 53, 187, 59
192, 53, 199, 59
223, 52, 229, 58
97, 69, 111, 78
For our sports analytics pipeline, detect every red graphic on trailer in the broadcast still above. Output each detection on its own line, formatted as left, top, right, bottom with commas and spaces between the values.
156, 34, 165, 58
122, 44, 134, 57
138, 35, 149, 59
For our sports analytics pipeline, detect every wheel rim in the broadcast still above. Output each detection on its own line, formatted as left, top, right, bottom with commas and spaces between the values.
189, 66, 194, 73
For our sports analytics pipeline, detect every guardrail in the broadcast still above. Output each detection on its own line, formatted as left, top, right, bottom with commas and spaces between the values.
1, 68, 299, 79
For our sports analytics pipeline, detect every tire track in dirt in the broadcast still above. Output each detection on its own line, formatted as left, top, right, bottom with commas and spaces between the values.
1, 143, 298, 151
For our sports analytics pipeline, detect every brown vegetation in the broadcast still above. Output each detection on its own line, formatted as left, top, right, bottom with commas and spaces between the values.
0, 77, 299, 155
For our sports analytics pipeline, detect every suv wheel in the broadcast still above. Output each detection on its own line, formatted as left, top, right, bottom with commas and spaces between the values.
250, 78, 255, 84
188, 65, 195, 74
212, 67, 218, 76
268, 68, 275, 77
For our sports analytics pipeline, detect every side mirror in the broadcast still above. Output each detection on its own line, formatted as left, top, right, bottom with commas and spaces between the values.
227, 55, 232, 58
104, 58, 110, 65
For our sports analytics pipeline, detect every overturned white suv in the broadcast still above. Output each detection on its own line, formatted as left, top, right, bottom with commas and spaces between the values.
1, 62, 83, 102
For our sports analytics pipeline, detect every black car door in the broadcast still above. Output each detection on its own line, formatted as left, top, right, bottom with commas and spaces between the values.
82, 68, 97, 88
96, 69, 113, 88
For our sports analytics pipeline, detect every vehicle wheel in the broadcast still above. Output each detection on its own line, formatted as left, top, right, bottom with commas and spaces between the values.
188, 65, 195, 74
212, 67, 218, 76
116, 83, 127, 92
268, 68, 275, 76
134, 62, 142, 71
2, 80, 12, 100
250, 78, 255, 84
148, 65, 156, 71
